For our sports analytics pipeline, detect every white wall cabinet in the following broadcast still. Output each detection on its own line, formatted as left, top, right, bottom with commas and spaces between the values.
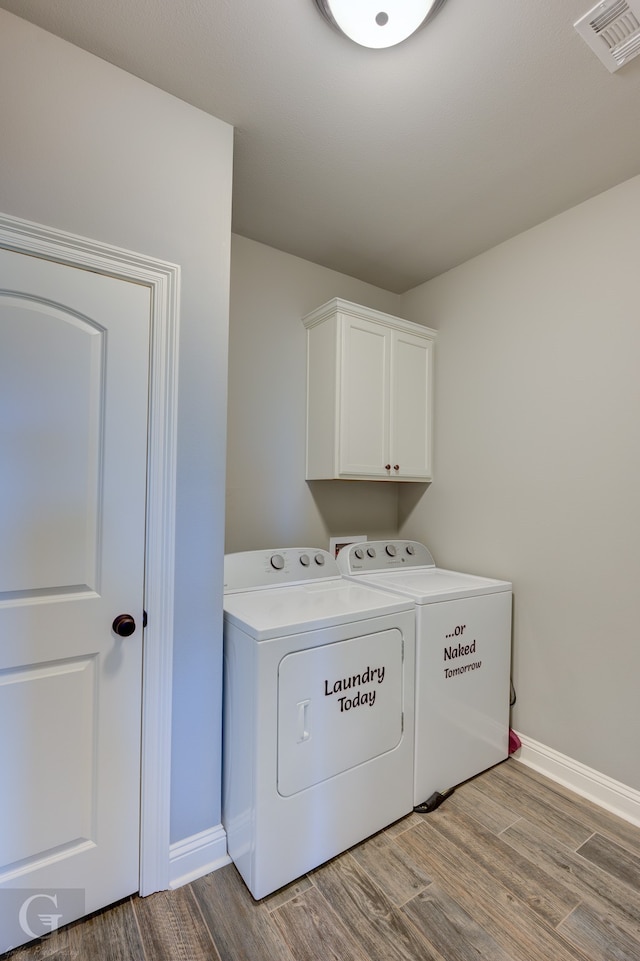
303, 299, 437, 482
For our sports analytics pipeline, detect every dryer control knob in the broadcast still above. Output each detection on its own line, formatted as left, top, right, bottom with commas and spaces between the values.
406, 544, 416, 555
354, 547, 365, 559
314, 553, 325, 565
386, 545, 397, 557
367, 547, 377, 558
299, 553, 310, 566
270, 553, 285, 570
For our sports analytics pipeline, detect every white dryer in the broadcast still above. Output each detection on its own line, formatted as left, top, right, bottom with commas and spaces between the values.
337, 540, 512, 807
222, 547, 416, 899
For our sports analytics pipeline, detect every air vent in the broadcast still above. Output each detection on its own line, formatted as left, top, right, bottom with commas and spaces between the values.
575, 0, 640, 71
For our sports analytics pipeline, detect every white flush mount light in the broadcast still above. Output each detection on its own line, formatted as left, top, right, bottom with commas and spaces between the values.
314, 0, 448, 49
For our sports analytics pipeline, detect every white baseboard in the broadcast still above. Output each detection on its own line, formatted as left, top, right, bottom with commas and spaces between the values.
165, 737, 640, 889
168, 824, 231, 890
513, 731, 640, 829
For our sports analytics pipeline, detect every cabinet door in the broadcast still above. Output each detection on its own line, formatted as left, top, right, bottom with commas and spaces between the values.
339, 316, 390, 477
390, 329, 433, 480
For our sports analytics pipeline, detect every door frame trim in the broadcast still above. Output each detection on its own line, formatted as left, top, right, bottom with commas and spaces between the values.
0, 212, 178, 895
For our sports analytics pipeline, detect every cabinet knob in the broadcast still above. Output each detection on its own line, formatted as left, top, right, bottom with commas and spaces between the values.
385, 464, 391, 471
394, 465, 400, 471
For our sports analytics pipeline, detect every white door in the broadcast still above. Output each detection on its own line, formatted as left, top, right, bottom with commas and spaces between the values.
277, 629, 404, 797
390, 328, 433, 480
339, 316, 390, 478
0, 248, 150, 953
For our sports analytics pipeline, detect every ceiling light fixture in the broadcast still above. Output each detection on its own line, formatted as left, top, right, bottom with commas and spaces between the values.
314, 0, 448, 49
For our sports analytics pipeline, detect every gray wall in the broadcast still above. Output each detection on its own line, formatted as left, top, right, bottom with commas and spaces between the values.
226, 235, 403, 554
0, 10, 234, 843
399, 174, 640, 791
228, 180, 640, 796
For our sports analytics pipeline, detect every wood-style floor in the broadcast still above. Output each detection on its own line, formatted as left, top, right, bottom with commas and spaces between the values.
7, 759, 640, 961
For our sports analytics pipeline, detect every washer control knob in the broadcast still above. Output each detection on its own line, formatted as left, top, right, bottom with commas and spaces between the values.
406, 544, 416, 555
367, 547, 377, 558
300, 553, 310, 566
386, 544, 397, 557
354, 547, 365, 559
270, 553, 285, 570
314, 553, 325, 565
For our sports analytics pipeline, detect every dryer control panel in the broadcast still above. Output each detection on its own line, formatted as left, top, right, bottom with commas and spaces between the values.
224, 548, 340, 593
337, 540, 435, 575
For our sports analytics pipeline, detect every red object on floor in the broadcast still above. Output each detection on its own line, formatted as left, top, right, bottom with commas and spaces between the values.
508, 729, 522, 754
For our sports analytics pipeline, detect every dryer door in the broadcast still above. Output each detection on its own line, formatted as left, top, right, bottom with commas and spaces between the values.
277, 629, 404, 797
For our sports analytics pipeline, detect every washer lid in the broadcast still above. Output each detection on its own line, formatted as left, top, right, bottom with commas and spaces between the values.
223, 578, 413, 640
354, 567, 512, 603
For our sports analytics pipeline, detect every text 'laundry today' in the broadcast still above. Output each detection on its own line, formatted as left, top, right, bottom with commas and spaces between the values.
324, 664, 385, 712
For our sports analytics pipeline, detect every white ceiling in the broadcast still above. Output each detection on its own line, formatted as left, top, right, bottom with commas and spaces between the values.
3, 0, 640, 292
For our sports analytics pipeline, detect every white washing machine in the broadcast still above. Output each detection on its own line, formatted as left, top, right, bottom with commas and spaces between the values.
222, 547, 416, 899
337, 540, 512, 807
